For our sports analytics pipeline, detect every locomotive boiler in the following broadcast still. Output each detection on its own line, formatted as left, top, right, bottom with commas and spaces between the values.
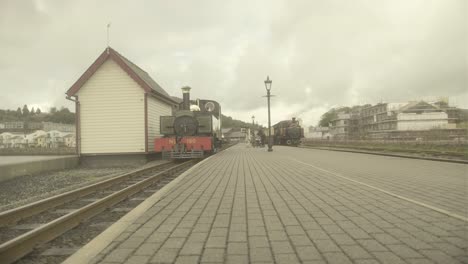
154, 86, 221, 159
273, 118, 304, 146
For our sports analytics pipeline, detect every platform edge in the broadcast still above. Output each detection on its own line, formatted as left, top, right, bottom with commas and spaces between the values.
62, 155, 215, 264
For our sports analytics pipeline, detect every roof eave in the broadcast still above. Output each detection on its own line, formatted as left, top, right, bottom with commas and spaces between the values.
148, 90, 178, 106
66, 48, 111, 96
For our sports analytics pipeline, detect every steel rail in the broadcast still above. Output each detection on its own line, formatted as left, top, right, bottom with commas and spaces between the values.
0, 160, 193, 264
0, 161, 174, 227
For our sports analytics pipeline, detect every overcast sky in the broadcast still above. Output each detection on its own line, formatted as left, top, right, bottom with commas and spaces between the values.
1, 0, 466, 126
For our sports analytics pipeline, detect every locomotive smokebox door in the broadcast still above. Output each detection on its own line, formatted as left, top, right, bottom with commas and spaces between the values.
160, 116, 176, 135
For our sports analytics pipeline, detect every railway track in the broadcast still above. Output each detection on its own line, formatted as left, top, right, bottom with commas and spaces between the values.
0, 160, 195, 264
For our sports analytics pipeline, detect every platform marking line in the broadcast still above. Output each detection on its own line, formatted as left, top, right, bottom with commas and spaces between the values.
289, 157, 468, 223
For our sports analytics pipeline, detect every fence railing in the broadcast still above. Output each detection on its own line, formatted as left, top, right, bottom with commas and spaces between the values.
302, 138, 467, 146
302, 138, 468, 159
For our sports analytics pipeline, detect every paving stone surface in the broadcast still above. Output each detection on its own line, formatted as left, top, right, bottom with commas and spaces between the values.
94, 144, 467, 263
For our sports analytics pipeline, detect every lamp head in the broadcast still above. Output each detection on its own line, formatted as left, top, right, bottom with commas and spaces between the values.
264, 76, 272, 91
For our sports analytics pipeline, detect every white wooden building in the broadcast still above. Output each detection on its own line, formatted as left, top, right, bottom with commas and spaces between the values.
66, 47, 177, 157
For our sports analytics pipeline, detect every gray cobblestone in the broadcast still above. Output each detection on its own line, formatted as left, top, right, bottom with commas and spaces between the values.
226, 254, 248, 264
420, 249, 460, 264
274, 253, 301, 264
102, 248, 133, 263
126, 255, 150, 264
315, 239, 341, 252
174, 255, 200, 264
150, 248, 178, 263
135, 243, 161, 256
249, 247, 274, 262
322, 252, 353, 264
201, 248, 225, 263
227, 242, 247, 255
341, 244, 372, 259
206, 236, 227, 248
387, 244, 424, 258
271, 241, 295, 254
296, 246, 322, 261
118, 236, 145, 249
179, 242, 204, 255
267, 230, 288, 241
329, 233, 356, 245
373, 251, 406, 264
162, 237, 185, 249
95, 145, 468, 264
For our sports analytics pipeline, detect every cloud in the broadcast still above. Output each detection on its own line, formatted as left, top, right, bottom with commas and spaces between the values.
0, 0, 466, 127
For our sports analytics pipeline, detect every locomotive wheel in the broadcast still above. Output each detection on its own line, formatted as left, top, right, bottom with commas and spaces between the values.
286, 139, 292, 145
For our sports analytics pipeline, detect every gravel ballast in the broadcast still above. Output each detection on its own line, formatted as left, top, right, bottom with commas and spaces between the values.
0, 166, 135, 212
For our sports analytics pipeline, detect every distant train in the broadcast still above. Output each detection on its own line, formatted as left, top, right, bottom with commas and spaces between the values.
154, 86, 221, 159
273, 118, 304, 146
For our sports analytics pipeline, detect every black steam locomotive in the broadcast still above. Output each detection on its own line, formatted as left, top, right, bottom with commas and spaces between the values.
154, 86, 221, 159
273, 118, 304, 146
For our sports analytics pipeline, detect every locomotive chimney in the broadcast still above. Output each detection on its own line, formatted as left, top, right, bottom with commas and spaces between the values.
181, 86, 191, 110
292, 117, 296, 122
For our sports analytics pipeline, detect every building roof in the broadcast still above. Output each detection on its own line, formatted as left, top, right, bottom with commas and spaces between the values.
66, 47, 176, 104
171, 96, 183, 104
222, 128, 233, 134
399, 101, 439, 113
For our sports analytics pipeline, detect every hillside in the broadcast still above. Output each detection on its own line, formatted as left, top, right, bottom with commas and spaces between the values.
221, 114, 263, 130
0, 106, 75, 124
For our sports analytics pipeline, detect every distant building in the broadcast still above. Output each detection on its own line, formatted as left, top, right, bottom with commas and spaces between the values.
328, 100, 460, 140
4, 122, 24, 129
329, 112, 351, 139
26, 122, 43, 130
42, 122, 75, 132
24, 130, 47, 147
307, 126, 331, 140
0, 121, 75, 133
63, 133, 76, 148
0, 130, 76, 149
222, 128, 248, 142
0, 132, 24, 148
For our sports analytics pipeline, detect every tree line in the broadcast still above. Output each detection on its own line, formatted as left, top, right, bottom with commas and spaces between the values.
0, 105, 75, 124
221, 114, 263, 130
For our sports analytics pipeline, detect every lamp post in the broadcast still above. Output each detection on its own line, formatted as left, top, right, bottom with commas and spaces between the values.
264, 76, 273, 152
251, 115, 255, 140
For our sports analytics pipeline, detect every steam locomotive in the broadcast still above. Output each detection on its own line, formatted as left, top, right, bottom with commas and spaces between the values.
273, 118, 304, 146
154, 86, 221, 159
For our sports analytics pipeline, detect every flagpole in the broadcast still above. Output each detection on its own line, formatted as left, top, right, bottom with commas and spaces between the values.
107, 23, 111, 47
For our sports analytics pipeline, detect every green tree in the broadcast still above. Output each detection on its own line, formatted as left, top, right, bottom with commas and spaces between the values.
16, 107, 22, 117
48, 107, 75, 124
318, 109, 338, 127
31, 107, 35, 115
22, 104, 30, 116
36, 108, 42, 114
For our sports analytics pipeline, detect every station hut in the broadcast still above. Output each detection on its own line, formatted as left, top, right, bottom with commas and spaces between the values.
66, 47, 177, 165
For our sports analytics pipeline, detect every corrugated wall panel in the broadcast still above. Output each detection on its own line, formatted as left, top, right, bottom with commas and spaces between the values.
147, 96, 172, 152
77, 59, 145, 154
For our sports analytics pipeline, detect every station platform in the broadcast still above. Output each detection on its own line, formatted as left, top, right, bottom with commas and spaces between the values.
0, 155, 78, 182
65, 144, 467, 264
